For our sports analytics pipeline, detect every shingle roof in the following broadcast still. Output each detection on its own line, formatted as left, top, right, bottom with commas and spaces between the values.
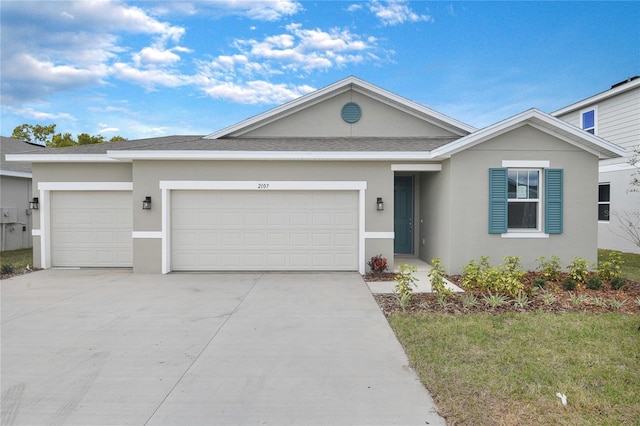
1, 136, 45, 174
10, 135, 458, 155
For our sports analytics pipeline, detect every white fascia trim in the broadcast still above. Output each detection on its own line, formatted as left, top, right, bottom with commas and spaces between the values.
502, 160, 550, 168
391, 164, 442, 171
38, 182, 133, 191
600, 162, 636, 173
0, 170, 32, 178
431, 109, 625, 159
501, 233, 550, 239
160, 180, 367, 191
132, 231, 163, 239
108, 150, 433, 161
551, 78, 640, 116
5, 154, 119, 163
364, 232, 395, 239
204, 76, 476, 139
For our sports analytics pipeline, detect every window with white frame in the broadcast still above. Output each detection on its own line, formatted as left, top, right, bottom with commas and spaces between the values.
581, 109, 596, 134
507, 169, 540, 230
598, 183, 610, 221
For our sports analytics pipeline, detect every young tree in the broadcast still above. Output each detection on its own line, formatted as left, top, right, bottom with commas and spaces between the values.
612, 145, 640, 248
11, 123, 56, 146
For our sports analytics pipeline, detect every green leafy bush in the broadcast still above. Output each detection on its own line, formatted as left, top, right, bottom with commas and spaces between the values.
532, 277, 546, 289
586, 276, 602, 290
563, 277, 577, 291
597, 251, 624, 281
459, 256, 525, 297
394, 264, 418, 310
568, 257, 591, 284
610, 277, 626, 291
535, 255, 562, 281
1, 264, 15, 275
427, 258, 451, 299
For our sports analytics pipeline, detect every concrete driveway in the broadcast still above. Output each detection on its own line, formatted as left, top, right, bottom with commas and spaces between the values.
2, 270, 445, 425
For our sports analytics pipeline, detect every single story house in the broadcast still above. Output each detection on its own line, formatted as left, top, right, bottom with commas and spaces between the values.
8, 76, 625, 274
0, 136, 43, 251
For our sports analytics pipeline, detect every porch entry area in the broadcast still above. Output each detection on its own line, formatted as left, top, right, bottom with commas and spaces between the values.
394, 175, 414, 254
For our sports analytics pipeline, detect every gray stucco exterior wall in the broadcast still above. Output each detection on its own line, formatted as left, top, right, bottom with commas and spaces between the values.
441, 125, 599, 273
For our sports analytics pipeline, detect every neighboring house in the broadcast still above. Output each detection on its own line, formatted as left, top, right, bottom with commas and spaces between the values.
7, 77, 625, 274
0, 137, 43, 251
553, 76, 640, 254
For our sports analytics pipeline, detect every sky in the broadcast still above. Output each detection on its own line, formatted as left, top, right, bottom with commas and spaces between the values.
1, 1, 639, 141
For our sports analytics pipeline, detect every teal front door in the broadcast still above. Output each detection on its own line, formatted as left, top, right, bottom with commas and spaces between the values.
394, 176, 414, 254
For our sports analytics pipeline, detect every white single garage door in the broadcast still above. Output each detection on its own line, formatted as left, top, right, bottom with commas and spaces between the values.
171, 190, 359, 271
51, 191, 133, 267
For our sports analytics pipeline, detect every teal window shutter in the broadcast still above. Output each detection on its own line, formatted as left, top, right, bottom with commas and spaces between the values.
488, 168, 508, 233
545, 169, 563, 234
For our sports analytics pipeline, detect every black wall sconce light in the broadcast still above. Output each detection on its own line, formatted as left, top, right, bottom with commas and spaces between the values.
29, 197, 39, 210
142, 196, 152, 210
376, 197, 384, 211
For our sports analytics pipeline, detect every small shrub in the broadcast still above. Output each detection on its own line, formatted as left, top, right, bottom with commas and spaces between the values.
592, 297, 607, 308
597, 250, 624, 281
459, 256, 524, 297
428, 258, 451, 299
436, 293, 453, 308
634, 296, 640, 308
367, 254, 389, 276
540, 290, 557, 306
532, 277, 546, 289
1, 264, 15, 275
483, 292, 508, 309
394, 264, 418, 309
562, 277, 577, 291
610, 277, 626, 291
512, 290, 530, 309
461, 292, 479, 309
608, 297, 627, 310
586, 276, 602, 291
536, 255, 562, 281
568, 257, 591, 284
569, 293, 589, 306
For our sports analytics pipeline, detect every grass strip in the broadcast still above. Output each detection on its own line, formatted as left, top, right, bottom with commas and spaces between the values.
389, 312, 640, 426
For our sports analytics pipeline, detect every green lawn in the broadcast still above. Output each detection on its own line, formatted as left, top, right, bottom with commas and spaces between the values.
1, 248, 33, 271
600, 249, 640, 283
390, 312, 640, 426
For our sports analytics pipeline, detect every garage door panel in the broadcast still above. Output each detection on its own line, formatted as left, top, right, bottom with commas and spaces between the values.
172, 190, 358, 271
51, 191, 133, 268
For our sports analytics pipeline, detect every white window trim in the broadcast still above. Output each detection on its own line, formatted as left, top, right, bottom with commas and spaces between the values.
159, 181, 371, 275
502, 168, 545, 237
580, 106, 598, 135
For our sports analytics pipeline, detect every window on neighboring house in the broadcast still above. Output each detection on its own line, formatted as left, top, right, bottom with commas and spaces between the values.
508, 169, 540, 230
598, 183, 610, 221
489, 168, 563, 235
581, 109, 596, 134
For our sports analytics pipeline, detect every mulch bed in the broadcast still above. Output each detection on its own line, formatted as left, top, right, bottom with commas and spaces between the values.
370, 273, 640, 315
0, 267, 40, 280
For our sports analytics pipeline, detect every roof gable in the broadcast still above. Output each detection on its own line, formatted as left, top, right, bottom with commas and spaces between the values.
205, 76, 476, 139
431, 109, 625, 160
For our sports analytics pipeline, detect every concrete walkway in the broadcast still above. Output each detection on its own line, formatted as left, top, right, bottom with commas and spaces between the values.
2, 270, 446, 425
367, 257, 463, 294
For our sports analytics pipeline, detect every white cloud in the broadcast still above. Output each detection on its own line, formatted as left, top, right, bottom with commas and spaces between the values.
0, 1, 186, 104
202, 79, 314, 104
369, 0, 433, 26
111, 63, 188, 89
97, 126, 120, 134
6, 106, 75, 121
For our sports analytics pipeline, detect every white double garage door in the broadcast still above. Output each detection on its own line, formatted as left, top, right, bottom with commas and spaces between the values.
51, 190, 358, 271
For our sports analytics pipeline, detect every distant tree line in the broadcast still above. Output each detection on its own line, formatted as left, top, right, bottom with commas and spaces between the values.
11, 124, 127, 148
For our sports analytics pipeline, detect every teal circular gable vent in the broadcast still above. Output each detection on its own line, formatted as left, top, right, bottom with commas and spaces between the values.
341, 102, 362, 123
